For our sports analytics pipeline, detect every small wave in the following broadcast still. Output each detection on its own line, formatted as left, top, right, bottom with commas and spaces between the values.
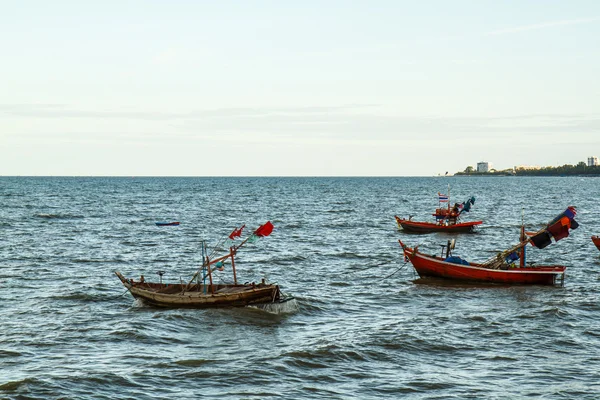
320, 224, 355, 230
108, 329, 149, 341
284, 357, 329, 370
326, 209, 355, 214
288, 296, 326, 314
35, 213, 84, 220
329, 281, 352, 287
0, 349, 23, 358
488, 355, 519, 361
49, 292, 107, 302
132, 298, 147, 308
271, 255, 307, 265
36, 213, 61, 219
377, 336, 464, 354
251, 298, 299, 314
583, 330, 600, 338
174, 359, 214, 367
468, 315, 488, 322
0, 378, 36, 391
71, 258, 123, 264
540, 307, 569, 317
333, 252, 370, 260
283, 344, 369, 368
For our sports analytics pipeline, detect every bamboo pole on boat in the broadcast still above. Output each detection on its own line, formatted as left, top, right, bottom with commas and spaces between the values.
520, 209, 526, 268
187, 241, 208, 290
447, 184, 450, 213
482, 225, 548, 269
186, 229, 255, 289
206, 255, 215, 294
230, 246, 238, 285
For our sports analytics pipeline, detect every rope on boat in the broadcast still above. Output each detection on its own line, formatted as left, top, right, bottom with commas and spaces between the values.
354, 259, 396, 271
382, 260, 410, 280
112, 289, 130, 299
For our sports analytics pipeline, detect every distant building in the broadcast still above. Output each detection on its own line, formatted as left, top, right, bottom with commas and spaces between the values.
477, 161, 491, 173
588, 157, 598, 167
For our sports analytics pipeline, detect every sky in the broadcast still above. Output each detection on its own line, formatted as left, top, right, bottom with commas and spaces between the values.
1, 0, 599, 176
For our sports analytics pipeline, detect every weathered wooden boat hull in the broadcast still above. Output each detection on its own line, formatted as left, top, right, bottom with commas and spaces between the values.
401, 246, 566, 285
592, 236, 600, 251
156, 221, 180, 226
395, 216, 482, 233
116, 271, 280, 308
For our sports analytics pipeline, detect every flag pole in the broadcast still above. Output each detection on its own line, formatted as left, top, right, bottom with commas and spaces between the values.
447, 184, 451, 213
230, 246, 237, 285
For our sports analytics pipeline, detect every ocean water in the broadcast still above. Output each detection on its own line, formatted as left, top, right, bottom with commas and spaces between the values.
1, 176, 600, 399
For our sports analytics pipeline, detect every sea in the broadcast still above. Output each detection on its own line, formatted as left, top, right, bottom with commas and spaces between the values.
1, 176, 599, 399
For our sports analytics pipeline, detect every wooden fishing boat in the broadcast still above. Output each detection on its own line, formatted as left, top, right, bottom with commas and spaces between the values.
395, 216, 482, 233
116, 221, 291, 308
155, 221, 180, 226
395, 189, 482, 233
592, 236, 600, 251
115, 272, 281, 308
399, 207, 578, 286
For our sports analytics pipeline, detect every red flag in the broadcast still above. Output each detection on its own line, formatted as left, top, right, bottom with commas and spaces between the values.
254, 221, 274, 237
228, 224, 245, 240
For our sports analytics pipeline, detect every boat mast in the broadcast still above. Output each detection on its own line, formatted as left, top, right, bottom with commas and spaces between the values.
187, 223, 271, 291
520, 208, 526, 267
205, 253, 214, 294
201, 241, 205, 292
187, 229, 254, 290
230, 246, 237, 285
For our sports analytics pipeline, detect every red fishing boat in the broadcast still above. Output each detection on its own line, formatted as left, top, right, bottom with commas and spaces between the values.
399, 240, 565, 285
395, 189, 482, 233
399, 207, 578, 286
395, 216, 482, 233
592, 236, 600, 251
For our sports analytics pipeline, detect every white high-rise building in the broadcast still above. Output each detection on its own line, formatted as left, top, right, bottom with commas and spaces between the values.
477, 161, 491, 173
588, 157, 598, 167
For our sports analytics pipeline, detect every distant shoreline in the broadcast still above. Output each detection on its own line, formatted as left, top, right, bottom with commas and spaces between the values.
455, 164, 600, 177
454, 173, 600, 177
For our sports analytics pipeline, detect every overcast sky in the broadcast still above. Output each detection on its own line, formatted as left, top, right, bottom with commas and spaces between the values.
1, 1, 599, 176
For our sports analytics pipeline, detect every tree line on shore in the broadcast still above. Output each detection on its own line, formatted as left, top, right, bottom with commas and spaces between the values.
456, 162, 600, 176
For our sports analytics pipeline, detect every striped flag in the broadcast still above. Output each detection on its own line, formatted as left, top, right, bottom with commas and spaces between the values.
438, 193, 449, 202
